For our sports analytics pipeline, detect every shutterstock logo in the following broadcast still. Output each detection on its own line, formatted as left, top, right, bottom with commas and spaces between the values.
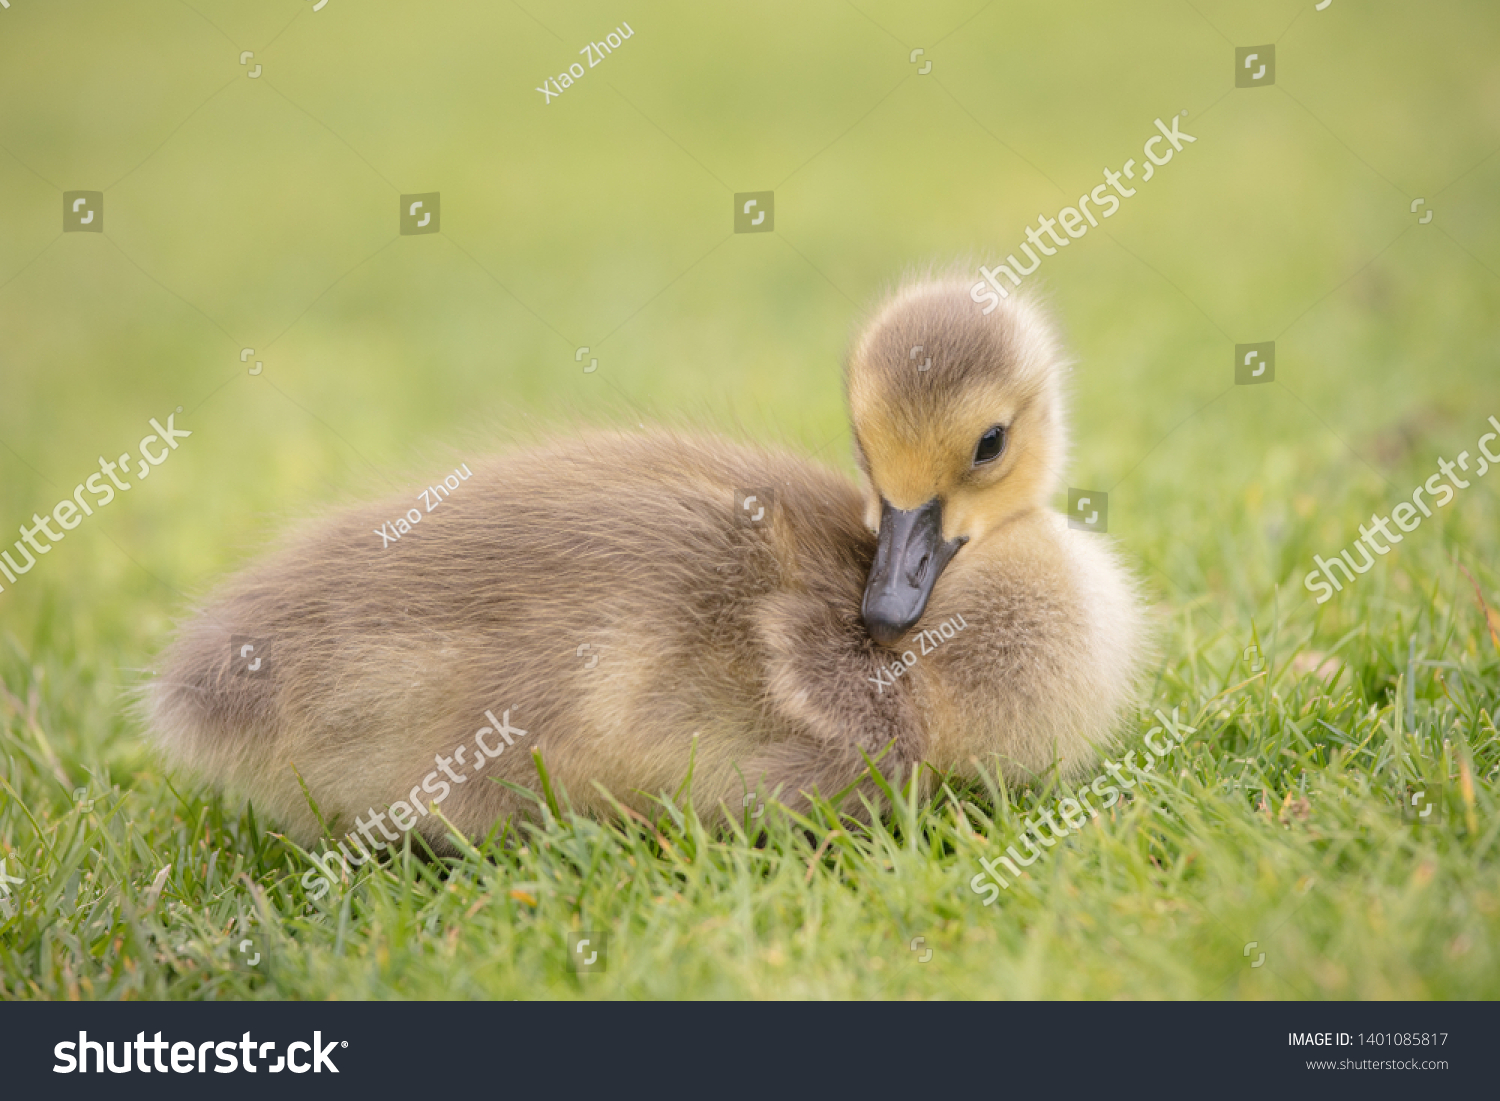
1403, 784, 1443, 824
1235, 45, 1275, 88
1068, 488, 1108, 533
400, 192, 440, 235
735, 487, 775, 526
1235, 341, 1275, 385
54, 1031, 345, 1074
734, 191, 774, 233
64, 191, 103, 232
567, 931, 608, 973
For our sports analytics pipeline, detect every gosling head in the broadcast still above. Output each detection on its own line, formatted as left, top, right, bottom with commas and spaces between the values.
845, 276, 1067, 646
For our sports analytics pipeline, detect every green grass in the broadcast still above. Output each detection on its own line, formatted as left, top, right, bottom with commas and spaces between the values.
3, 559, 1499, 999
2, 0, 1500, 999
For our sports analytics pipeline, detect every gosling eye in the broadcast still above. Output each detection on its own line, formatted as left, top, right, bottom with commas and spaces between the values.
973, 424, 1007, 466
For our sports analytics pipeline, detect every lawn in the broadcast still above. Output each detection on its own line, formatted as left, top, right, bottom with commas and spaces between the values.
1, 0, 1498, 999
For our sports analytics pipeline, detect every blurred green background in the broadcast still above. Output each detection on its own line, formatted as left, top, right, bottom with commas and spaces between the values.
2, 0, 1500, 1008
2, 0, 1499, 823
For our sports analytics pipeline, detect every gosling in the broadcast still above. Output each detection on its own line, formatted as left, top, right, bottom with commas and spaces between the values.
146, 275, 1147, 850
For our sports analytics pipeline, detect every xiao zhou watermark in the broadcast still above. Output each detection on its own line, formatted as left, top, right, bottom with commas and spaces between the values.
374, 463, 471, 548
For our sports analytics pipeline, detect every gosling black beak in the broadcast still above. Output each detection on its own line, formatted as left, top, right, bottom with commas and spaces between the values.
861, 498, 967, 647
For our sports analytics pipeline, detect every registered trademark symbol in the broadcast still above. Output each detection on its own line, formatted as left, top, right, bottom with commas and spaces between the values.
342, 1041, 349, 1047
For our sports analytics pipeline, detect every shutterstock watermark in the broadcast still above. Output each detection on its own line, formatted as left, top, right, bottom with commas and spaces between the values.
0, 411, 190, 594
970, 115, 1198, 313
968, 707, 1197, 904
301, 707, 528, 898
0, 856, 24, 921
1303, 414, 1499, 604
